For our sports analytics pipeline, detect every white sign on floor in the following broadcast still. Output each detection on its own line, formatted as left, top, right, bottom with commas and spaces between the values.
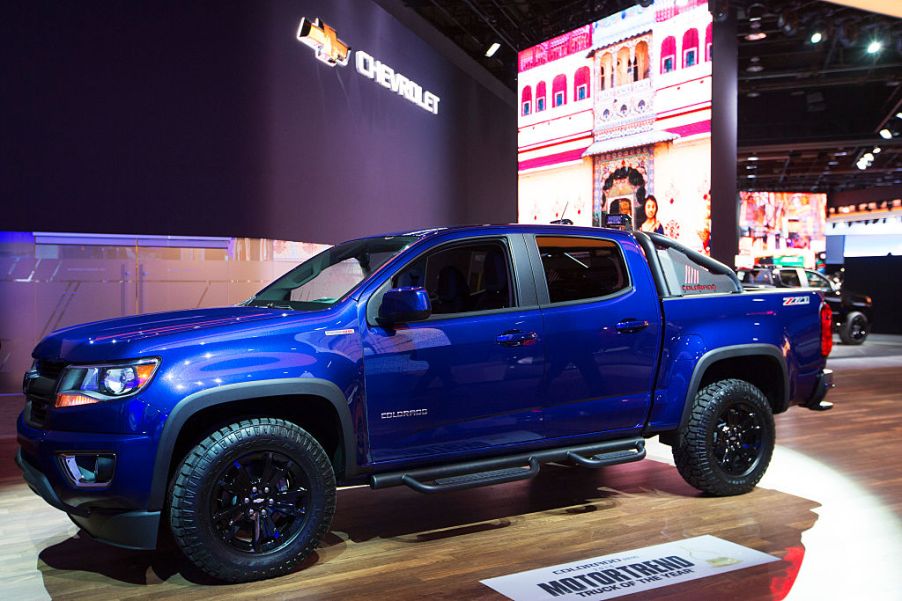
481, 535, 779, 600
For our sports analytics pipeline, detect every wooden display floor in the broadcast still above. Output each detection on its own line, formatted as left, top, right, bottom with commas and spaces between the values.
1, 343, 900, 600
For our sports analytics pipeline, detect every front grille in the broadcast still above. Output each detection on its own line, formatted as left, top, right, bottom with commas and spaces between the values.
36, 360, 67, 380
29, 398, 50, 424
25, 360, 68, 428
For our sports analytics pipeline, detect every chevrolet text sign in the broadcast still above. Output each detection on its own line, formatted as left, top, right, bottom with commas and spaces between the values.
297, 17, 441, 116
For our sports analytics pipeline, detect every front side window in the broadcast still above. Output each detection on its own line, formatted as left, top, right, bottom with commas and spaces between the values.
249, 236, 418, 310
576, 84, 588, 100
522, 100, 531, 116
805, 270, 832, 290
537, 97, 546, 111
656, 243, 738, 296
537, 236, 629, 304
392, 241, 513, 316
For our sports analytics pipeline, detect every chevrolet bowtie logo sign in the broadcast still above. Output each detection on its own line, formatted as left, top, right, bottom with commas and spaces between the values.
296, 17, 441, 116
297, 17, 351, 67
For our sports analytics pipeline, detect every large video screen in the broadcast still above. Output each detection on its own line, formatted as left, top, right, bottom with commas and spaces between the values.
737, 191, 827, 267
517, 0, 712, 252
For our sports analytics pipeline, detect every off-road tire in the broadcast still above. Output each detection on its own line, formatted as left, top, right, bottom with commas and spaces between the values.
672, 379, 775, 496
839, 311, 868, 345
169, 418, 336, 582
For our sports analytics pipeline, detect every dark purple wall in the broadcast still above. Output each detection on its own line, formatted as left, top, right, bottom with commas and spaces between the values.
1, 1, 516, 244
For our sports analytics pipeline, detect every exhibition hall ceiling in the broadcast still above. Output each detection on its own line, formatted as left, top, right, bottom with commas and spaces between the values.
407, 0, 902, 193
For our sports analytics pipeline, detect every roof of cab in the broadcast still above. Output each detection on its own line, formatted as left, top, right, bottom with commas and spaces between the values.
379, 223, 635, 242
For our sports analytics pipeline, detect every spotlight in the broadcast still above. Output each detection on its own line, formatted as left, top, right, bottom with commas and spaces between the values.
873, 146, 881, 153
897, 112, 902, 119
863, 152, 875, 162
748, 156, 759, 161
810, 31, 823, 44
856, 160, 867, 170
879, 128, 892, 139
745, 31, 767, 41
485, 42, 500, 58
867, 40, 883, 54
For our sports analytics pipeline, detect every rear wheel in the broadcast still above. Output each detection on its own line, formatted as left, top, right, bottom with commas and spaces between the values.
839, 311, 868, 345
673, 379, 775, 496
169, 418, 336, 582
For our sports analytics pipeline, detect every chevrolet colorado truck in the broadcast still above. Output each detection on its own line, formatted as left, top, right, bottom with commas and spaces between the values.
17, 225, 834, 582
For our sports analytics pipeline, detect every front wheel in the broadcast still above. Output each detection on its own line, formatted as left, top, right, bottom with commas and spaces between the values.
672, 379, 775, 496
169, 418, 336, 582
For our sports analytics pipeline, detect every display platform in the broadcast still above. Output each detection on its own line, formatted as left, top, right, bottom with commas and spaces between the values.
1, 337, 900, 600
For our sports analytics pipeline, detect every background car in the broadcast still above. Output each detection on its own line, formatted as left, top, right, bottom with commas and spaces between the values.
738, 266, 873, 345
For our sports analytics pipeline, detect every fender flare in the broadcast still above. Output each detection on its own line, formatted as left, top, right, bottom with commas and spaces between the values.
676, 343, 789, 433
147, 378, 357, 511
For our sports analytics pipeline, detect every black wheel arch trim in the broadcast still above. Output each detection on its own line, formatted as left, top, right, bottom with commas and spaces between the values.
147, 378, 356, 512
673, 344, 788, 435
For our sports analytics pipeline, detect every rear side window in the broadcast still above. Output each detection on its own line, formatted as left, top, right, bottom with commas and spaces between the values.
656, 244, 737, 295
536, 236, 629, 303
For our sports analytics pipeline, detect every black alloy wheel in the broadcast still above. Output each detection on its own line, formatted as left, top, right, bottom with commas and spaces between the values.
710, 402, 765, 477
169, 418, 336, 582
840, 311, 868, 345
672, 379, 775, 496
210, 450, 311, 554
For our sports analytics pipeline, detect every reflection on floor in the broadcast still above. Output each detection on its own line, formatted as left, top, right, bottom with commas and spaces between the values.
1, 336, 900, 600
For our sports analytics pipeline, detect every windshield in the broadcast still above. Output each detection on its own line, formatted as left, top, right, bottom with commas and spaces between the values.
246, 236, 418, 310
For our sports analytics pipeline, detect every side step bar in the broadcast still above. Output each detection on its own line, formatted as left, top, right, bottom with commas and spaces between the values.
370, 438, 646, 494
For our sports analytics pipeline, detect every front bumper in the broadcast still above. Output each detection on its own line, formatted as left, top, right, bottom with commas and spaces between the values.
16, 413, 161, 550
16, 449, 160, 550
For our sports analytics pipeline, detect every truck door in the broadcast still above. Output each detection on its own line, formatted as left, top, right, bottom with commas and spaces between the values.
361, 235, 546, 464
529, 234, 662, 439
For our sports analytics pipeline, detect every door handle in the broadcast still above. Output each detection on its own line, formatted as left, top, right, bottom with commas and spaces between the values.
615, 319, 649, 334
496, 330, 538, 347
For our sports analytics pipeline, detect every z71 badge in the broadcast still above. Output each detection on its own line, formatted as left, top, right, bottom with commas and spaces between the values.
783, 296, 811, 306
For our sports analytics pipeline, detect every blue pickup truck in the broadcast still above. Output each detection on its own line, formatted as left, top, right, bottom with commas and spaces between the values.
17, 224, 834, 582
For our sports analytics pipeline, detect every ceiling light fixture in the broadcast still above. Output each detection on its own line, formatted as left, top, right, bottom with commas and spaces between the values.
867, 40, 883, 54
879, 128, 892, 139
810, 31, 823, 44
873, 146, 881, 153
485, 42, 501, 58
747, 56, 764, 72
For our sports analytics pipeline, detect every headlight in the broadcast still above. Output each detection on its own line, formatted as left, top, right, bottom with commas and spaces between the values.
56, 358, 160, 408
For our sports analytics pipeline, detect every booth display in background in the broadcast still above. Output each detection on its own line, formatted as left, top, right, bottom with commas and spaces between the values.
737, 192, 827, 268
517, 0, 713, 253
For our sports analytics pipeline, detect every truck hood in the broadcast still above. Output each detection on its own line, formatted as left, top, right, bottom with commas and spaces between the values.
33, 306, 330, 363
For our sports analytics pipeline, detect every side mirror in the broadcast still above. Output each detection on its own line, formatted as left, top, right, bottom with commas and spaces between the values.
378, 287, 431, 325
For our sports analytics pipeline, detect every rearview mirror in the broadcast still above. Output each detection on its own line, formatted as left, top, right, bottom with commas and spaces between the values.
378, 287, 431, 325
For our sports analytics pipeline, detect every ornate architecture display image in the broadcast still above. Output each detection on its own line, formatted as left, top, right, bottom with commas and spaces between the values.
517, 0, 713, 252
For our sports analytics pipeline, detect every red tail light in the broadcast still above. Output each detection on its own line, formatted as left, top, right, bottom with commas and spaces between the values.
820, 303, 833, 357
